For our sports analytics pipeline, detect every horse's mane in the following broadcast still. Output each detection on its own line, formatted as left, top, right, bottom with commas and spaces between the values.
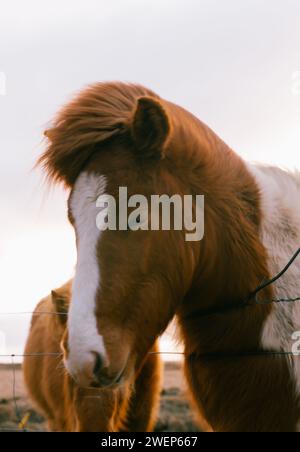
38, 82, 159, 186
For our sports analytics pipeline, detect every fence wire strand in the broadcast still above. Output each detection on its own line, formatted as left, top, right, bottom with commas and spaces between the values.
11, 356, 20, 422
1, 344, 300, 433
1, 329, 300, 432
1, 245, 300, 432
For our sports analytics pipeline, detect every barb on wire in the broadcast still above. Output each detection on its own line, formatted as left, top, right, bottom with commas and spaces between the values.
185, 247, 300, 319
0, 351, 299, 358
0, 247, 300, 432
0, 348, 299, 433
0, 353, 62, 358
255, 296, 300, 305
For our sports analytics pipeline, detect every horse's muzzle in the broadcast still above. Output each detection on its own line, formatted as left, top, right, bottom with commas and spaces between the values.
91, 352, 126, 389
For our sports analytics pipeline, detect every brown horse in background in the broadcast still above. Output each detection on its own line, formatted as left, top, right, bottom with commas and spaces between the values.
38, 82, 300, 432
23, 281, 161, 432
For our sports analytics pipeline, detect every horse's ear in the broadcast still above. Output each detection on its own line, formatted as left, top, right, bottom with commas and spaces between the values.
51, 290, 69, 325
131, 97, 171, 159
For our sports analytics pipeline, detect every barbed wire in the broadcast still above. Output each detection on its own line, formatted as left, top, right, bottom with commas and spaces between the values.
1, 247, 300, 431
0, 325, 300, 433
1, 346, 300, 433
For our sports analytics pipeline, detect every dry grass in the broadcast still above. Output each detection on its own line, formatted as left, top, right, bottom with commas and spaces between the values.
0, 362, 200, 432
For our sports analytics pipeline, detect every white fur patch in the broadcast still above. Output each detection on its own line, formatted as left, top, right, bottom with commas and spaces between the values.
66, 172, 108, 382
249, 164, 300, 398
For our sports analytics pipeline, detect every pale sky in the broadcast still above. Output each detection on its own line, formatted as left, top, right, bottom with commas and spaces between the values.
0, 0, 300, 360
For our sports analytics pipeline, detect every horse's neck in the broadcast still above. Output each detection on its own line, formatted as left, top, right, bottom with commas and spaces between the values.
178, 154, 274, 353
179, 159, 300, 356
195, 155, 273, 308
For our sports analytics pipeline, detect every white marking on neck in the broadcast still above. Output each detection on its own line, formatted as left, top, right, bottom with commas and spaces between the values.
67, 172, 108, 379
249, 164, 300, 400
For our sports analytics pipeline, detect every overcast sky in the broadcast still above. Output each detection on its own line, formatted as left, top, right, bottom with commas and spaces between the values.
0, 0, 300, 359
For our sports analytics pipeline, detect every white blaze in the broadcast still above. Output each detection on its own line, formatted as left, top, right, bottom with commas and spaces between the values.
66, 172, 108, 379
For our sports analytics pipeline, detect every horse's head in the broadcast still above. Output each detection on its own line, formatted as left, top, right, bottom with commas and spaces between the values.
40, 83, 203, 388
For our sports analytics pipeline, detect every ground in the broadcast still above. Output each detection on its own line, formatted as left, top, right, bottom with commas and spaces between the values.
0, 362, 200, 432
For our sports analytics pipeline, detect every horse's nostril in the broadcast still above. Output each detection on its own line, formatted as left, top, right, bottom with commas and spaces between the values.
93, 352, 104, 377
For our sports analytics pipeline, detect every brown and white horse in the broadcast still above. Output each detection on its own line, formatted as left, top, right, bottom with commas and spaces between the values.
23, 281, 161, 432
39, 82, 300, 432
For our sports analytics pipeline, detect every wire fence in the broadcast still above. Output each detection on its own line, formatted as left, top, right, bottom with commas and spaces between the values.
0, 309, 187, 433
1, 300, 300, 429
0, 280, 300, 432
1, 250, 300, 431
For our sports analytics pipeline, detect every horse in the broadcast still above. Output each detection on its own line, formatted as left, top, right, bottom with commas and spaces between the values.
23, 280, 161, 432
38, 81, 300, 432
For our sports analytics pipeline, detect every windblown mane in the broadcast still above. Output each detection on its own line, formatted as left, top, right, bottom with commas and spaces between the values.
38, 82, 159, 186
